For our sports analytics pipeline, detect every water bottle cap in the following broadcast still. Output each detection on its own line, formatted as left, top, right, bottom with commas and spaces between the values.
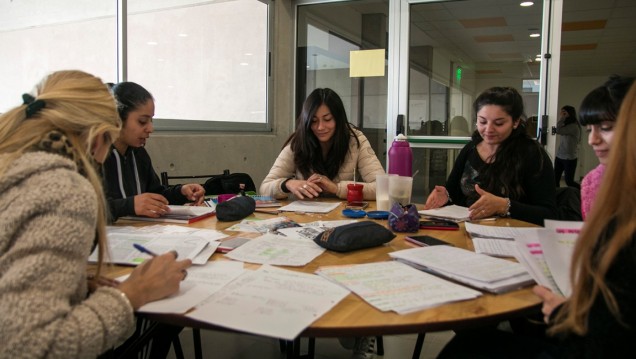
395, 134, 408, 141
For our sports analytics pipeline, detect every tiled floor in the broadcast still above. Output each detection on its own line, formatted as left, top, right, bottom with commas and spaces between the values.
168, 329, 454, 359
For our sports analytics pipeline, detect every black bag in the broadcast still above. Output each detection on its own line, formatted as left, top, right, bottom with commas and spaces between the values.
216, 196, 256, 222
203, 170, 256, 195
313, 222, 395, 252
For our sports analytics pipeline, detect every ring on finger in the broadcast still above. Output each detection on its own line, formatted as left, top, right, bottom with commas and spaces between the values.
170, 250, 179, 259
303, 184, 308, 189
181, 269, 188, 280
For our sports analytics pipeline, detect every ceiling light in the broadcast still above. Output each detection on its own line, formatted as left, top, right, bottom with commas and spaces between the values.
178, 33, 188, 37
147, 41, 158, 46
240, 62, 249, 66
520, 2, 534, 6
529, 33, 540, 38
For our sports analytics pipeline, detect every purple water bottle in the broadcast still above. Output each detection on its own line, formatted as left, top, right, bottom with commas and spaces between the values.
388, 134, 413, 177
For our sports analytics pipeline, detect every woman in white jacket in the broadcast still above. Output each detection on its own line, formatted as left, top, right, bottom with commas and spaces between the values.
260, 88, 384, 201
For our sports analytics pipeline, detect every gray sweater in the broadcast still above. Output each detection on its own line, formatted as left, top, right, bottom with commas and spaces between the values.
0, 152, 134, 358
556, 119, 581, 160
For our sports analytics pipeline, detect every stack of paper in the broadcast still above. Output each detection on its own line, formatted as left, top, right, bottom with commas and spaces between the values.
418, 205, 471, 222
91, 225, 228, 265
317, 261, 481, 314
465, 222, 541, 258
389, 246, 534, 293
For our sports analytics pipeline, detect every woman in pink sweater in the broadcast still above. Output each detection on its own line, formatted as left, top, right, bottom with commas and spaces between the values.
579, 76, 634, 219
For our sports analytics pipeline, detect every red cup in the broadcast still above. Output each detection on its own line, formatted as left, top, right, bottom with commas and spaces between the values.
347, 183, 364, 203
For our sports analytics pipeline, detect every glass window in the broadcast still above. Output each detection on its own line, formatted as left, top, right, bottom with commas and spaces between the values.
128, 0, 269, 130
0, 1, 116, 111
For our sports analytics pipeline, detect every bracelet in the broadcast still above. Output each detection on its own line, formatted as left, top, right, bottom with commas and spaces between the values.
501, 198, 511, 217
444, 188, 452, 204
281, 178, 292, 193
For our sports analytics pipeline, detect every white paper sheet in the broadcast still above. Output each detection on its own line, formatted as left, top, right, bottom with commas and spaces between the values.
186, 265, 350, 340
224, 233, 325, 266
472, 237, 518, 257
540, 220, 583, 296
317, 261, 481, 314
278, 201, 342, 214
465, 222, 541, 240
513, 231, 562, 295
119, 261, 245, 314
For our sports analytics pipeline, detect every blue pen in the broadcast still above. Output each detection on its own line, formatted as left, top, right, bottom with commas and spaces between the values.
133, 243, 158, 257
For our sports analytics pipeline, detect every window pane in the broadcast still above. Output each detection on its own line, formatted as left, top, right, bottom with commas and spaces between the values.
127, 0, 268, 123
0, 1, 116, 112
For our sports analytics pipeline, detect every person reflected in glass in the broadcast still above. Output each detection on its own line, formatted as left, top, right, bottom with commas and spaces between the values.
554, 105, 581, 189
424, 87, 557, 225
0, 70, 191, 358
103, 82, 205, 221
579, 75, 634, 219
260, 88, 385, 201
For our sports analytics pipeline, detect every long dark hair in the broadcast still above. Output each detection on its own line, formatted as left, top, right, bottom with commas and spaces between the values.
561, 105, 579, 126
579, 75, 634, 126
471, 86, 542, 199
111, 82, 154, 122
285, 88, 358, 179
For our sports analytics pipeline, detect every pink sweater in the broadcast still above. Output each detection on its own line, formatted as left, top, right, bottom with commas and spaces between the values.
580, 164, 606, 220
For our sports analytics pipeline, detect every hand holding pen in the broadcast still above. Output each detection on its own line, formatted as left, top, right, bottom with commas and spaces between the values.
116, 244, 192, 309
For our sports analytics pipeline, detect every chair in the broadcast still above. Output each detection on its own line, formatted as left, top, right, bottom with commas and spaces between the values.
555, 186, 582, 221
160, 171, 223, 187
160, 170, 256, 195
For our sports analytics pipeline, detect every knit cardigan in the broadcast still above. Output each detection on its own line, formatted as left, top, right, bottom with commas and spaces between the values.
260, 129, 385, 200
0, 152, 134, 358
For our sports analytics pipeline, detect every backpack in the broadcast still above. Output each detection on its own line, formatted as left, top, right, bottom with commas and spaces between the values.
203, 170, 256, 195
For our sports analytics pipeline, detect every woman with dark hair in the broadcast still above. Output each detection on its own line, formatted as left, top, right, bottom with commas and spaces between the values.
554, 105, 581, 189
424, 87, 557, 225
260, 88, 384, 200
102, 82, 205, 221
579, 75, 635, 219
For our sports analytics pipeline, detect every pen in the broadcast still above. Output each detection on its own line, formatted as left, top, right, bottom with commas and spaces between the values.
133, 243, 158, 257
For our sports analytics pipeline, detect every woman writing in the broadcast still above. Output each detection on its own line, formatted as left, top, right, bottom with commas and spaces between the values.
0, 70, 191, 358
260, 88, 384, 201
554, 105, 581, 189
424, 87, 557, 225
103, 82, 205, 221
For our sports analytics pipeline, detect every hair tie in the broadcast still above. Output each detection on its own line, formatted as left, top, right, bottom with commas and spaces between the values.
22, 93, 46, 118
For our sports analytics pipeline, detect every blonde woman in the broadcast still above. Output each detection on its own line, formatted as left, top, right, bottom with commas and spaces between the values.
0, 70, 191, 358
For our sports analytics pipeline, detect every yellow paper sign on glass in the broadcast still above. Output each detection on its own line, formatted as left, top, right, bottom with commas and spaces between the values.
349, 49, 385, 77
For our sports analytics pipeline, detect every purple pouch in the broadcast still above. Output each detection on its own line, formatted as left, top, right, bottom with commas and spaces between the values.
388, 203, 419, 232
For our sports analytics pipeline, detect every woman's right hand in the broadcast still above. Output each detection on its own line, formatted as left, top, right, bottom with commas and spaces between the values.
117, 251, 192, 309
134, 193, 169, 217
423, 185, 449, 209
286, 179, 322, 199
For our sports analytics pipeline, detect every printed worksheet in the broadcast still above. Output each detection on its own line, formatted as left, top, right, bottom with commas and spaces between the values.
317, 261, 481, 314
186, 265, 350, 340
224, 233, 325, 266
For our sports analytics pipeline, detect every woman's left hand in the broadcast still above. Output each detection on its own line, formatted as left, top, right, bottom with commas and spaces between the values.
181, 183, 205, 205
307, 173, 338, 195
468, 184, 508, 219
533, 285, 567, 324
